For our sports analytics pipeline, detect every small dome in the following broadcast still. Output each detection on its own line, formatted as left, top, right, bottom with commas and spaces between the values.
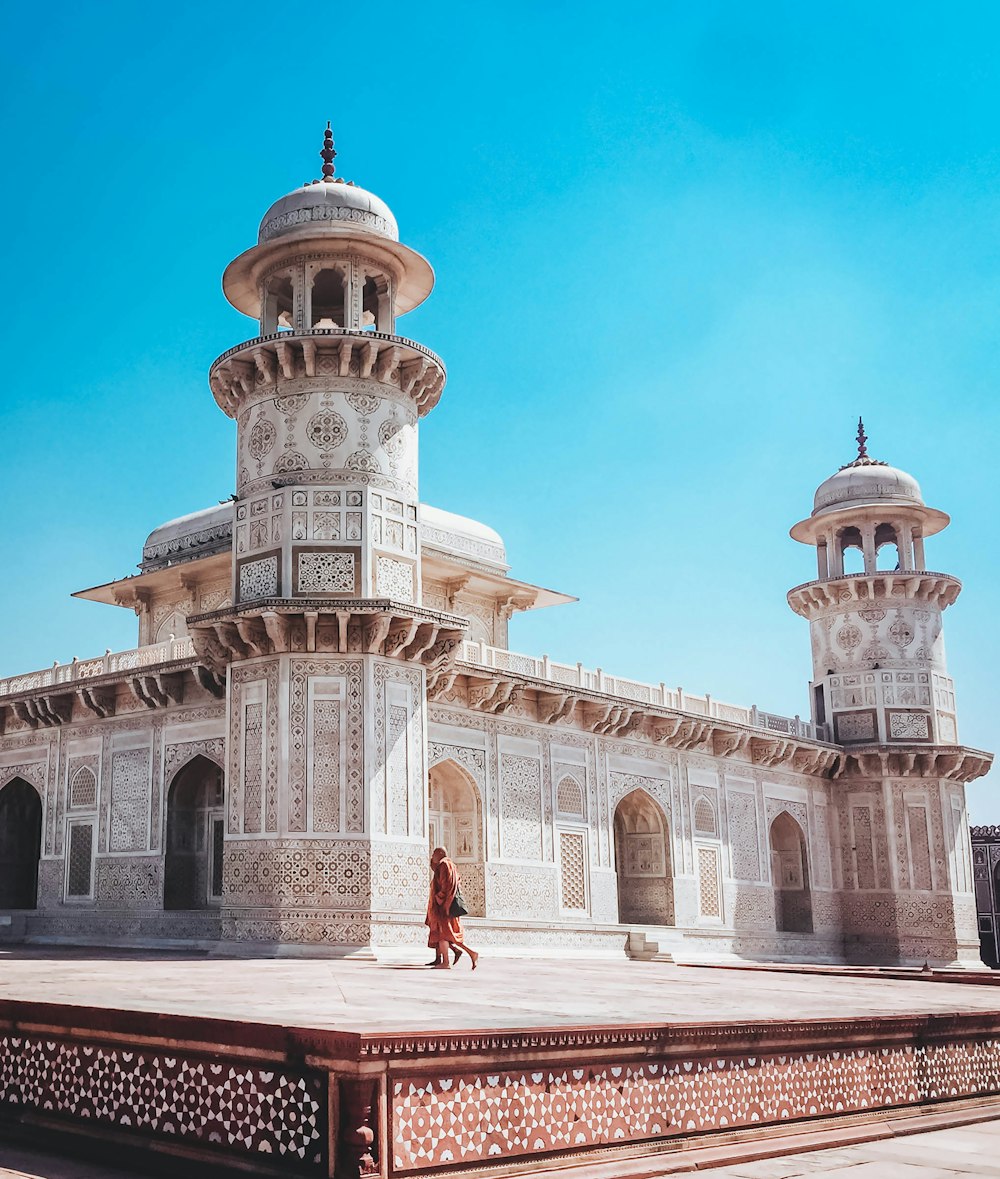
812, 459, 923, 517
258, 180, 398, 245
142, 504, 233, 571
421, 504, 507, 569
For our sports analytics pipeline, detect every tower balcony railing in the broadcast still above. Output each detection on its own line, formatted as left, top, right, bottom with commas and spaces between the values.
0, 637, 197, 699
0, 633, 828, 744
208, 328, 447, 418
459, 640, 831, 743
210, 326, 445, 372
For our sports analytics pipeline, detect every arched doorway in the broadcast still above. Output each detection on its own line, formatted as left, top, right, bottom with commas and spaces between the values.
0, 778, 41, 909
769, 812, 813, 933
164, 757, 224, 910
613, 789, 674, 925
428, 760, 484, 917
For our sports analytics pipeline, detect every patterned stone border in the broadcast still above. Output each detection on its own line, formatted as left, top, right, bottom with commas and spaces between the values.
391, 1039, 1000, 1171
0, 1005, 328, 1173
2, 999, 1000, 1176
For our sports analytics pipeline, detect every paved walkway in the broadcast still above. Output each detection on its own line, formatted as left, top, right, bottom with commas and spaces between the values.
1, 1119, 999, 1176
0, 948, 997, 1033
694, 1119, 1000, 1175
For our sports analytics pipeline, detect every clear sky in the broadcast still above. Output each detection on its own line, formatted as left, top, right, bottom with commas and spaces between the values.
2, 2, 998, 816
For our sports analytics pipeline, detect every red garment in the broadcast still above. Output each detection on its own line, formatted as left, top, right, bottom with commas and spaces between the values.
425, 857, 465, 947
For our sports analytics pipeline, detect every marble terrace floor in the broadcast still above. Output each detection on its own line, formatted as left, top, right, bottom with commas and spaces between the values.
0, 948, 998, 1033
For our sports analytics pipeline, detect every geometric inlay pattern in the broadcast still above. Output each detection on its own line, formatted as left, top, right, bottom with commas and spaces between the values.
697, 845, 721, 918
392, 1040, 1000, 1171
109, 749, 149, 853
297, 551, 355, 594
66, 822, 94, 898
375, 556, 414, 602
889, 711, 931, 741
559, 830, 587, 910
69, 767, 97, 810
556, 776, 585, 818
0, 1035, 325, 1169
239, 556, 278, 601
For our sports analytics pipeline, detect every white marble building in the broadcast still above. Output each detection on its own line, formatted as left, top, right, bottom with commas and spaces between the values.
0, 129, 991, 965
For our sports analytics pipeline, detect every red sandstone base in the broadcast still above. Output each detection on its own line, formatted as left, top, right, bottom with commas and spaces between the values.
0, 954, 999, 1177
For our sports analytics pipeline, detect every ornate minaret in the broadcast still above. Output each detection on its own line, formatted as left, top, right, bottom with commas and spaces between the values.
190, 127, 466, 952
788, 420, 959, 747
788, 423, 990, 966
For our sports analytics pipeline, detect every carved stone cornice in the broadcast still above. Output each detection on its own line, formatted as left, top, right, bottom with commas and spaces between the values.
454, 661, 842, 774
787, 572, 961, 619
836, 743, 993, 783
208, 329, 446, 418
188, 599, 467, 687
0, 657, 209, 730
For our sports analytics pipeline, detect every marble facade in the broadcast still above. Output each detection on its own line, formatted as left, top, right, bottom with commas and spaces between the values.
0, 130, 991, 966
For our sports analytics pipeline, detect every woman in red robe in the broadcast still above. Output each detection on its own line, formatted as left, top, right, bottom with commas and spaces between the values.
425, 846, 479, 970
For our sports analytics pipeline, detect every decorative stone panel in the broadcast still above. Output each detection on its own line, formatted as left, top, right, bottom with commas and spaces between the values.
237, 552, 280, 601
0, 1032, 325, 1170
499, 754, 543, 861
726, 790, 761, 882
697, 845, 722, 919
391, 1038, 1000, 1172
558, 830, 587, 912
224, 840, 371, 910
109, 749, 150, 853
297, 550, 356, 594
375, 555, 414, 602
888, 709, 932, 741
834, 709, 877, 743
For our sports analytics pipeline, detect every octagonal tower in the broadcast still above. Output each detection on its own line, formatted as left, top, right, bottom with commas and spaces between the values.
788, 420, 960, 747
788, 422, 988, 967
189, 127, 466, 953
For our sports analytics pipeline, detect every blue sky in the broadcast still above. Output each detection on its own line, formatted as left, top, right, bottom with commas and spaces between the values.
2, 2, 999, 815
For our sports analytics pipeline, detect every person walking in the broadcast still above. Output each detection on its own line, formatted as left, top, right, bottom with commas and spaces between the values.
425, 846, 479, 970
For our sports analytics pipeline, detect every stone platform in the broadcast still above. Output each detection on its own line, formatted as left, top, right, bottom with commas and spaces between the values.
1, 950, 1000, 1177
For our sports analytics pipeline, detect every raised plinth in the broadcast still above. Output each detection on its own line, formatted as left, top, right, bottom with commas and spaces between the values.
787, 571, 962, 618
208, 329, 446, 418
2, 954, 1000, 1177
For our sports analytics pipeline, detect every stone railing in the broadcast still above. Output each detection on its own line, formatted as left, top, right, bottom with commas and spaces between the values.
0, 637, 197, 699
459, 641, 830, 742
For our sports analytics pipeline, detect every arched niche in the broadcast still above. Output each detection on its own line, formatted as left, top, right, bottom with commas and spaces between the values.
361, 272, 393, 333
875, 522, 901, 571
556, 774, 585, 819
838, 525, 864, 576
769, 811, 813, 933
262, 270, 294, 334
0, 778, 41, 909
613, 788, 674, 926
428, 759, 484, 917
164, 756, 224, 911
693, 795, 718, 837
310, 266, 347, 329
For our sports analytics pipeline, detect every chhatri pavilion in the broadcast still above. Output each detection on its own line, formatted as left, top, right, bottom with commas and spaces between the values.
0, 126, 990, 967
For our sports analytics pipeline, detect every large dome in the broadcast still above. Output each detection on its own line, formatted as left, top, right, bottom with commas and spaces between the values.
812, 459, 924, 517
258, 179, 398, 245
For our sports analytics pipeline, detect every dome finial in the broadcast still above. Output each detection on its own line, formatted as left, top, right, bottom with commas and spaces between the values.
319, 121, 337, 181
856, 416, 869, 460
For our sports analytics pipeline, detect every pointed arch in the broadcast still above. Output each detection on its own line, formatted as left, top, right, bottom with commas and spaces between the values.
769, 810, 813, 933
0, 778, 41, 909
613, 788, 674, 926
427, 756, 484, 917
693, 795, 718, 837
556, 774, 585, 818
164, 755, 224, 911
69, 766, 97, 810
